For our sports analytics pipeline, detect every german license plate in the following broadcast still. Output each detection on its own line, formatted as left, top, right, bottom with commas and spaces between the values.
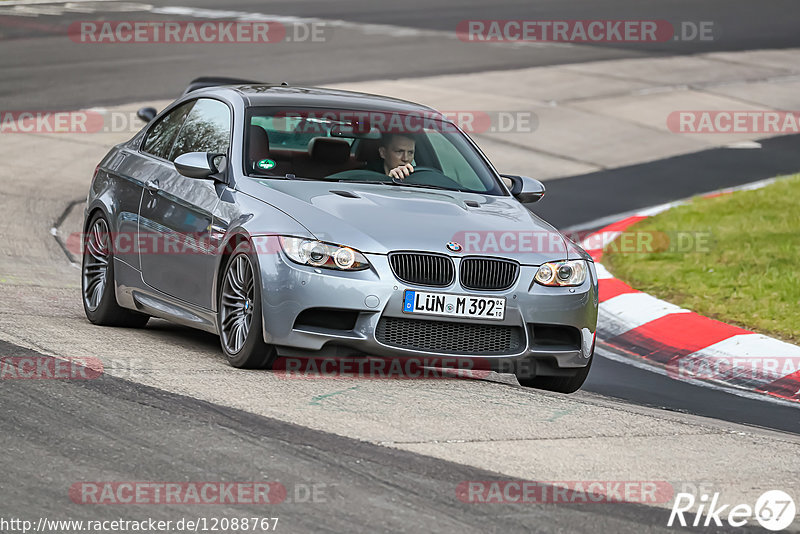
402, 290, 505, 320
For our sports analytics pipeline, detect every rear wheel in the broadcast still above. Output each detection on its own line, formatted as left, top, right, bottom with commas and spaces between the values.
218, 242, 276, 369
81, 213, 149, 328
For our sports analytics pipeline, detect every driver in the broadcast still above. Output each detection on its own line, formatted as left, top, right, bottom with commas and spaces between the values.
379, 133, 416, 180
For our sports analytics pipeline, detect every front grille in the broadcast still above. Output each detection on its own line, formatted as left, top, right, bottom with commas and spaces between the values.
389, 252, 455, 287
376, 317, 523, 355
460, 257, 519, 291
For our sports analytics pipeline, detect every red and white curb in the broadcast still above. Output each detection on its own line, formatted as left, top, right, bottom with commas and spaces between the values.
579, 178, 800, 405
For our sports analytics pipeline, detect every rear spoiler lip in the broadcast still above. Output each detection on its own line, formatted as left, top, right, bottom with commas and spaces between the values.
182, 77, 286, 95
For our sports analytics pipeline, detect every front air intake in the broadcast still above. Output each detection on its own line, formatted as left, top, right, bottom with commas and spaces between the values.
376, 317, 523, 355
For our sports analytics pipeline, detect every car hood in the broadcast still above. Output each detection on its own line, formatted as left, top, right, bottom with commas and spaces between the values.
240, 179, 569, 264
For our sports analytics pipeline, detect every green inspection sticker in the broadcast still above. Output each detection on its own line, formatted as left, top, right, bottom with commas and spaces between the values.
257, 158, 276, 170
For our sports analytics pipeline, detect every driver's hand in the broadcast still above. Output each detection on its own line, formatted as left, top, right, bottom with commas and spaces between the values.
388, 163, 414, 180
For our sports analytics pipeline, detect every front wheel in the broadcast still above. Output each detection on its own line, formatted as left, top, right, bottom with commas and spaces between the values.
218, 242, 276, 369
517, 356, 593, 394
517, 338, 595, 394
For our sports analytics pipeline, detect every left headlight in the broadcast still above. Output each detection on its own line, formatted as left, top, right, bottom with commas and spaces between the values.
534, 260, 588, 287
279, 236, 370, 271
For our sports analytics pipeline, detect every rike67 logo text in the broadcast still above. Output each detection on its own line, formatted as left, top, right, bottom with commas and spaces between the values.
668, 490, 796, 531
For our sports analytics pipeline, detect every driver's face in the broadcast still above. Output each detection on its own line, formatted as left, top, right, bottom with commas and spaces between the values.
379, 136, 415, 172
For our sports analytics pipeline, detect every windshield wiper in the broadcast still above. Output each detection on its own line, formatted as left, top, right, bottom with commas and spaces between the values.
390, 181, 465, 193
337, 179, 464, 193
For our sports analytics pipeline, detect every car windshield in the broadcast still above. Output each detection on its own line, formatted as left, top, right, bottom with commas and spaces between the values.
244, 107, 506, 195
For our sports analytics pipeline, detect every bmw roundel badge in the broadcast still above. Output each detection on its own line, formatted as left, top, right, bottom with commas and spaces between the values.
446, 242, 463, 252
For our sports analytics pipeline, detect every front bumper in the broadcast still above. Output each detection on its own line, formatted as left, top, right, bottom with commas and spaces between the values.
253, 236, 598, 375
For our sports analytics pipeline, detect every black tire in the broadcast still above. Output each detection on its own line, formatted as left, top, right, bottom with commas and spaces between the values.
217, 241, 276, 369
82, 212, 149, 328
517, 338, 595, 393
517, 356, 593, 393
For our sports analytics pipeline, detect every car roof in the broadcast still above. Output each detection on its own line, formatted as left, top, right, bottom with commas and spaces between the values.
196, 84, 439, 114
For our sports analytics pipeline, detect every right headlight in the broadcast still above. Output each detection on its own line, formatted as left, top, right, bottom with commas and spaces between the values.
534, 260, 588, 287
279, 236, 370, 271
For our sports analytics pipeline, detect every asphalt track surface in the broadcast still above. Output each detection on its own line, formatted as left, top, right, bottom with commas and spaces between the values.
0, 339, 702, 534
2, 0, 800, 110
2, 1, 800, 532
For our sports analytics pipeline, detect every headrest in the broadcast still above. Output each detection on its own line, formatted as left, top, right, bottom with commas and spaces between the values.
355, 137, 381, 162
308, 137, 351, 164
248, 125, 270, 162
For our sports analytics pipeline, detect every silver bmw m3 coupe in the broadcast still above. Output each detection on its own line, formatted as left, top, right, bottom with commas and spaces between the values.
82, 79, 598, 393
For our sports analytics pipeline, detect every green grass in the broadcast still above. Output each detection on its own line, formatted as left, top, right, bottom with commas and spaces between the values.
604, 174, 800, 345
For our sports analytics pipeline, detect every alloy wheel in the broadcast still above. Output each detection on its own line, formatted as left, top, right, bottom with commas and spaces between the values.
82, 217, 111, 311
220, 254, 256, 354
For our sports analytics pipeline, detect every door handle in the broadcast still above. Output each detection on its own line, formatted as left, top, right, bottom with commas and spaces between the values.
145, 179, 160, 193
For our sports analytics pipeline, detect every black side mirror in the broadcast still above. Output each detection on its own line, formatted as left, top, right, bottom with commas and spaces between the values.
174, 152, 223, 180
136, 107, 157, 123
501, 174, 546, 203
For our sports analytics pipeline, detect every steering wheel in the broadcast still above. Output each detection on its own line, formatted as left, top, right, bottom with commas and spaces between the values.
400, 166, 464, 190
326, 167, 465, 191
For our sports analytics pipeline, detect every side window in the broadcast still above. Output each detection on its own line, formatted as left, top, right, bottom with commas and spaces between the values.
169, 99, 232, 162
141, 101, 195, 159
